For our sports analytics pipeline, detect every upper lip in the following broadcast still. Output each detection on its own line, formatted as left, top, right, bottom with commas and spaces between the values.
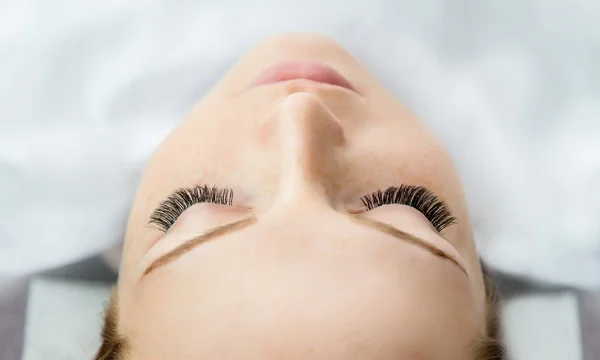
250, 61, 356, 92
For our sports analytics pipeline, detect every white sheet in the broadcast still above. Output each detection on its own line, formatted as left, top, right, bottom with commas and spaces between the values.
1, 0, 599, 288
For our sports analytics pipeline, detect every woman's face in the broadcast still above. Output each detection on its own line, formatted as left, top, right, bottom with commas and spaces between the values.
117, 34, 487, 359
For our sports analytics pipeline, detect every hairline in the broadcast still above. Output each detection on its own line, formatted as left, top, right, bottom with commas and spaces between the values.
96, 262, 505, 359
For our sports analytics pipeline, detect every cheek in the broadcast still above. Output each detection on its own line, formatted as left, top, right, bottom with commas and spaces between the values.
355, 121, 458, 182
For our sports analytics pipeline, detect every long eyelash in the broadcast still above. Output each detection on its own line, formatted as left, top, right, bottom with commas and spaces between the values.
148, 185, 233, 232
360, 185, 456, 232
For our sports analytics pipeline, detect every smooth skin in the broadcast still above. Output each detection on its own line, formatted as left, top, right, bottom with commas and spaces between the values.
117, 34, 487, 360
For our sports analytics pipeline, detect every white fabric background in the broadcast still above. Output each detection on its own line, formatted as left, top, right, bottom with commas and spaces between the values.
0, 0, 599, 288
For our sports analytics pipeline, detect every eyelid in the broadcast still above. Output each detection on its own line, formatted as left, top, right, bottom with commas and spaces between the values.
359, 185, 456, 233
365, 204, 437, 232
148, 185, 234, 233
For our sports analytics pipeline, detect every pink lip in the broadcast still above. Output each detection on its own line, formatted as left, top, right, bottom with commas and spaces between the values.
251, 61, 356, 91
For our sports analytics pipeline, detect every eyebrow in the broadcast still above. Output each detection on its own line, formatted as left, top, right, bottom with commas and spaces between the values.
143, 217, 258, 276
142, 215, 466, 278
351, 216, 466, 274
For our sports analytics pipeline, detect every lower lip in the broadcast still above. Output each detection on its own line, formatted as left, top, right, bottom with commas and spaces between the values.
251, 61, 356, 91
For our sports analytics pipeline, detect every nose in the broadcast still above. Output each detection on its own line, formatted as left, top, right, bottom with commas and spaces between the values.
275, 93, 346, 206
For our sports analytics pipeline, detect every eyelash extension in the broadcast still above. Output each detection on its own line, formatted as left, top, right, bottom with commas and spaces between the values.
148, 185, 233, 232
360, 185, 456, 232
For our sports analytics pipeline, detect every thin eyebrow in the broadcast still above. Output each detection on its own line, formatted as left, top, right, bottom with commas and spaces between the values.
350, 216, 467, 275
143, 217, 257, 277
142, 214, 466, 278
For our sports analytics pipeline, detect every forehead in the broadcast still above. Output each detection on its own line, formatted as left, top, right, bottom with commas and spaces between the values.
124, 222, 476, 360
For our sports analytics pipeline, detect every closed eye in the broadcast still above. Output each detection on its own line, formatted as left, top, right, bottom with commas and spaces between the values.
148, 185, 234, 232
360, 185, 456, 232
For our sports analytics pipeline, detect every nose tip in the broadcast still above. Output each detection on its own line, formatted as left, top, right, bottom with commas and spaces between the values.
279, 93, 345, 145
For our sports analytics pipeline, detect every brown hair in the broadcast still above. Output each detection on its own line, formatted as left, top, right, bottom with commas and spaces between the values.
94, 263, 507, 360
94, 290, 128, 360
470, 262, 507, 360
